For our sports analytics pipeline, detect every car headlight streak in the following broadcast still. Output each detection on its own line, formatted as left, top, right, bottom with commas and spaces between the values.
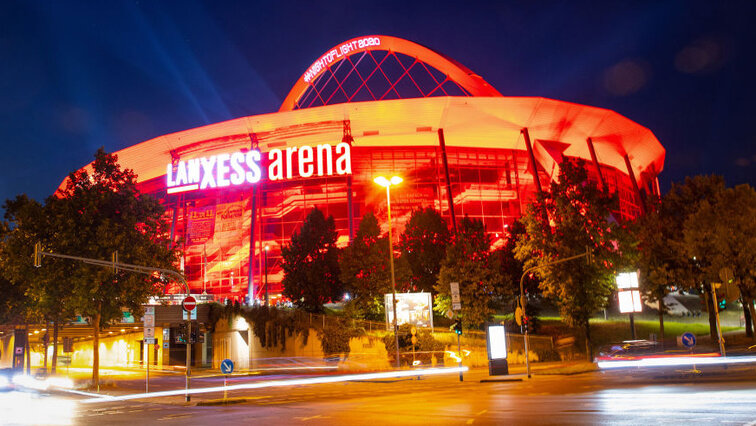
81, 366, 469, 404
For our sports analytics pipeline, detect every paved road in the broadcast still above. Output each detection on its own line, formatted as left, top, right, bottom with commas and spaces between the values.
11, 366, 756, 425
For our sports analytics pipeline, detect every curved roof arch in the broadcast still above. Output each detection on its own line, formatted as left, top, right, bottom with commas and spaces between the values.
280, 35, 502, 111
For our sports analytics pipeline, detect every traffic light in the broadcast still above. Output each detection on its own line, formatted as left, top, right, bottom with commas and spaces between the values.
175, 323, 188, 344
718, 298, 726, 312
451, 319, 462, 335
190, 322, 204, 344
522, 315, 529, 333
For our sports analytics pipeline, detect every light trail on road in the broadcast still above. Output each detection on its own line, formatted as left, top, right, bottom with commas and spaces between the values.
597, 355, 756, 369
79, 366, 469, 404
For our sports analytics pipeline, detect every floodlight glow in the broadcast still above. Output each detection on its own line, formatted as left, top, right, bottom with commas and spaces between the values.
374, 175, 402, 187
80, 366, 468, 404
373, 176, 390, 187
597, 355, 756, 370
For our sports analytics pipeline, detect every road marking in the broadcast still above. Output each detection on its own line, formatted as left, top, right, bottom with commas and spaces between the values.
295, 414, 331, 421
466, 419, 475, 425
476, 410, 487, 416
158, 413, 192, 421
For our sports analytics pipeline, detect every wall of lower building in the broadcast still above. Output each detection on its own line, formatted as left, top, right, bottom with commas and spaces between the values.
211, 314, 547, 372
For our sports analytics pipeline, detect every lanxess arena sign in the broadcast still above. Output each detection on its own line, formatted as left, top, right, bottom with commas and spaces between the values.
166, 142, 352, 194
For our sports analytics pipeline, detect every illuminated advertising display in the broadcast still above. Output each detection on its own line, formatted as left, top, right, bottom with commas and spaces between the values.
166, 142, 352, 194
616, 271, 643, 313
384, 293, 433, 329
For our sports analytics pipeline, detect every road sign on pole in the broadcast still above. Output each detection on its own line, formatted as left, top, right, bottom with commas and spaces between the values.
182, 296, 197, 312
220, 359, 234, 374
679, 332, 696, 349
450, 282, 461, 311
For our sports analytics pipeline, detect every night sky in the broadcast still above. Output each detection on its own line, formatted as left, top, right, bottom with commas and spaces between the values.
2, 1, 755, 207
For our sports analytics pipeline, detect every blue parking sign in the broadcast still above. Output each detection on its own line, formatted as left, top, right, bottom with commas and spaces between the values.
220, 358, 234, 374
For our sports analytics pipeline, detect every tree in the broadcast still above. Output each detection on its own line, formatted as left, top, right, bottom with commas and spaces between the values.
683, 183, 756, 339
435, 216, 503, 328
340, 212, 409, 319
281, 207, 343, 312
0, 210, 36, 326
662, 175, 727, 339
1, 195, 77, 373
515, 159, 633, 360
496, 220, 541, 331
399, 207, 451, 293
633, 196, 675, 340
51, 148, 178, 387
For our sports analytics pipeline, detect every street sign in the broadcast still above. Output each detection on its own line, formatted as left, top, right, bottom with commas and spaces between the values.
679, 332, 696, 349
515, 306, 523, 326
450, 282, 461, 311
182, 296, 197, 312
143, 306, 155, 343
220, 359, 234, 374
143, 306, 155, 327
63, 337, 74, 353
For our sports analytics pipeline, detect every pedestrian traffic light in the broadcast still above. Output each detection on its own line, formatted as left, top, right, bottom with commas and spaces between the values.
451, 319, 462, 335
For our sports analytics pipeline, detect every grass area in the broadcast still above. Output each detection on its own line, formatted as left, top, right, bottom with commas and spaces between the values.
535, 316, 742, 350
535, 362, 598, 375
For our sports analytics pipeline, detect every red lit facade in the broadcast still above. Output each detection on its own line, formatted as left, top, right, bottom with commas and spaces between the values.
65, 36, 665, 303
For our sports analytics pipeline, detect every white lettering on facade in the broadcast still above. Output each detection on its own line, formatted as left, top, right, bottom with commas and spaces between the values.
298, 145, 314, 178
167, 143, 351, 193
268, 149, 283, 181
200, 157, 217, 189
303, 37, 381, 83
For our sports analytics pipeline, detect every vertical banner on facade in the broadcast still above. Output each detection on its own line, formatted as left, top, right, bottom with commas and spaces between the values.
215, 202, 245, 234
187, 205, 216, 245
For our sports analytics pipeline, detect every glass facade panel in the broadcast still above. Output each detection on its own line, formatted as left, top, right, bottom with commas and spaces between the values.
141, 145, 646, 303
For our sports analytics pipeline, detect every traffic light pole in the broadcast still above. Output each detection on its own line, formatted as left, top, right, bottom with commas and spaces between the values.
186, 321, 192, 402
32, 243, 192, 394
519, 248, 592, 378
710, 283, 726, 357
457, 333, 463, 382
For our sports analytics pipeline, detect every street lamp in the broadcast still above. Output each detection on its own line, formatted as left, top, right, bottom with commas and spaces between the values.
374, 175, 403, 368
264, 245, 269, 307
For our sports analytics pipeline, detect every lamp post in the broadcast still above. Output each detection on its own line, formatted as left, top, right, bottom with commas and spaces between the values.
264, 245, 269, 307
374, 175, 403, 369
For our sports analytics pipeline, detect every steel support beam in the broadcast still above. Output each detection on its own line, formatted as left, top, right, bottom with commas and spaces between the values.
623, 154, 647, 215
521, 128, 544, 196
437, 129, 457, 233
586, 138, 607, 192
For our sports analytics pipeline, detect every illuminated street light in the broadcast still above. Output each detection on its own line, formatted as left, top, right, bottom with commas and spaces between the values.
374, 175, 402, 368
264, 245, 270, 307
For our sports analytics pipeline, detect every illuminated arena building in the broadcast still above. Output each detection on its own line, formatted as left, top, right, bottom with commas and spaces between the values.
68, 36, 665, 303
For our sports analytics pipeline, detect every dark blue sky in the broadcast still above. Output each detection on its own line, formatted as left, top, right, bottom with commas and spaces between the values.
2, 0, 755, 206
